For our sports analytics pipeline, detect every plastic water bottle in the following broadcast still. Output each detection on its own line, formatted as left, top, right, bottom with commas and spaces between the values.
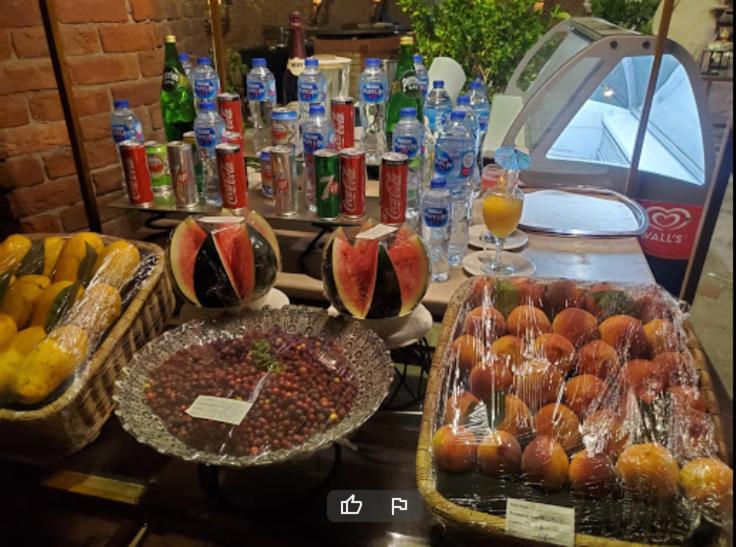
193, 101, 226, 206
298, 57, 327, 121
359, 58, 388, 164
392, 106, 424, 230
469, 79, 490, 187
456, 95, 481, 196
247, 57, 277, 154
302, 104, 333, 212
434, 110, 474, 266
423, 80, 452, 137
413, 54, 429, 102
421, 176, 451, 282
192, 57, 220, 110
178, 52, 193, 83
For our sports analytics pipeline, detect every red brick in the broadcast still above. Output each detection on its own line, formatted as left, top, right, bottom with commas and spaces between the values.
28, 91, 63, 121
139, 48, 163, 77
68, 54, 139, 85
55, 0, 127, 24
149, 103, 162, 130
0, 156, 44, 188
11, 26, 48, 58
9, 175, 81, 217
60, 25, 101, 56
130, 0, 166, 21
100, 24, 156, 53
85, 139, 118, 168
21, 213, 63, 233
80, 112, 111, 141
0, 60, 56, 95
0, 95, 28, 128
43, 147, 76, 178
93, 165, 123, 195
75, 88, 111, 115
0, 122, 69, 157
0, 31, 11, 60
0, 1, 42, 28
60, 201, 88, 232
111, 77, 160, 107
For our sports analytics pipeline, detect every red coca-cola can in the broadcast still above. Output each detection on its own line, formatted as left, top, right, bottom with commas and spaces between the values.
379, 152, 408, 225
215, 143, 248, 211
331, 97, 354, 150
217, 92, 243, 133
120, 140, 153, 206
339, 147, 366, 218
222, 130, 244, 147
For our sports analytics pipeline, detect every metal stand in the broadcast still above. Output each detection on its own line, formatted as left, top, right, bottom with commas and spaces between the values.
381, 337, 433, 411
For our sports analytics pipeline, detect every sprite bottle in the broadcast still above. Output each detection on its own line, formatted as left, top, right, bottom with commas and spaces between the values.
160, 35, 196, 141
386, 36, 422, 144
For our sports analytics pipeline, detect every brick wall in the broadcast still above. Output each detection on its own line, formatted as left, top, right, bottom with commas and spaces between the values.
0, 0, 209, 236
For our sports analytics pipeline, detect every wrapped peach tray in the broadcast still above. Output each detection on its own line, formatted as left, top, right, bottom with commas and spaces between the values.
417, 276, 730, 546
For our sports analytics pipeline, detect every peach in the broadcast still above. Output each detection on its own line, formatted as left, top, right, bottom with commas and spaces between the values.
598, 315, 647, 358
477, 430, 522, 476
672, 407, 716, 462
469, 357, 513, 400
643, 318, 677, 355
543, 280, 586, 318
468, 276, 495, 307
679, 458, 733, 519
506, 305, 551, 339
490, 335, 524, 366
654, 351, 695, 386
564, 375, 606, 417
534, 403, 582, 452
464, 306, 506, 340
582, 409, 629, 458
512, 277, 546, 307
513, 359, 563, 411
432, 425, 477, 473
496, 393, 533, 439
575, 340, 619, 380
621, 359, 666, 405
552, 307, 599, 347
531, 333, 575, 374
636, 290, 671, 323
668, 385, 706, 412
569, 450, 616, 497
444, 390, 480, 425
582, 282, 616, 318
615, 443, 680, 500
522, 436, 569, 489
451, 334, 482, 373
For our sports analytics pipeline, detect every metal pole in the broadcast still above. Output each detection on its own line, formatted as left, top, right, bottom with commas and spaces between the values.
623, 0, 676, 197
39, 0, 102, 232
209, 0, 226, 92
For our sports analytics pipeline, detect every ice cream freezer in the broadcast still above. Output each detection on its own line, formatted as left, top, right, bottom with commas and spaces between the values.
485, 17, 717, 297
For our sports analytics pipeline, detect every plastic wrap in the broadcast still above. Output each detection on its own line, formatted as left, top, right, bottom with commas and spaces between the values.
426, 276, 732, 543
114, 306, 393, 467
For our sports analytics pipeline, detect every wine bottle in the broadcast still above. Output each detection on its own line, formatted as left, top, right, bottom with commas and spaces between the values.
283, 11, 306, 105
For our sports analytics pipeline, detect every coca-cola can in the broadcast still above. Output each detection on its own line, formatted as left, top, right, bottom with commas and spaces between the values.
217, 92, 243, 133
379, 152, 408, 225
166, 141, 198, 208
120, 140, 153, 207
222, 130, 244, 147
331, 96, 355, 150
260, 147, 273, 199
215, 143, 249, 211
339, 147, 366, 218
270, 144, 297, 216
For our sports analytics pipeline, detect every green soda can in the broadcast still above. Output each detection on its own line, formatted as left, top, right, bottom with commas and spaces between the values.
145, 141, 174, 206
183, 131, 204, 199
314, 149, 340, 220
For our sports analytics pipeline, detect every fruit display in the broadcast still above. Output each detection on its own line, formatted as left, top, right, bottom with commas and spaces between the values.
169, 214, 281, 308
0, 233, 143, 407
322, 220, 429, 319
426, 276, 732, 543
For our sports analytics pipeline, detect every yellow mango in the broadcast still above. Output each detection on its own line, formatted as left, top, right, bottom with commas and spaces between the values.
65, 283, 121, 339
53, 232, 105, 283
1, 275, 51, 329
0, 326, 45, 402
0, 313, 17, 349
92, 240, 140, 289
0, 234, 32, 274
43, 236, 65, 278
30, 281, 84, 330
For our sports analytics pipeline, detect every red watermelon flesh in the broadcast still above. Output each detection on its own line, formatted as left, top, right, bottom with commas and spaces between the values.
387, 232, 430, 315
170, 217, 207, 305
332, 235, 379, 319
211, 223, 255, 301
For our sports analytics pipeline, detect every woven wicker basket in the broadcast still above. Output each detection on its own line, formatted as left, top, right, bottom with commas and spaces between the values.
416, 277, 728, 546
0, 236, 175, 462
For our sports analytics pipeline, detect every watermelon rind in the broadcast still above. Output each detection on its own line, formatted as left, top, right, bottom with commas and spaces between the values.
193, 233, 241, 308
169, 217, 207, 306
329, 235, 379, 319
387, 232, 430, 316
212, 223, 255, 302
365, 245, 402, 319
246, 210, 282, 272
247, 225, 278, 301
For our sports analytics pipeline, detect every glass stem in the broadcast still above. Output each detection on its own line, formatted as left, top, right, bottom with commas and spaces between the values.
494, 237, 505, 267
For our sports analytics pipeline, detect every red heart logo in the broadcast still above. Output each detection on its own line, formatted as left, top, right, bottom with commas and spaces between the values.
647, 206, 691, 231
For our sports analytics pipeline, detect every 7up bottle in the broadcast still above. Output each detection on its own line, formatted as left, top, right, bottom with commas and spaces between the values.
160, 35, 196, 141
314, 149, 340, 220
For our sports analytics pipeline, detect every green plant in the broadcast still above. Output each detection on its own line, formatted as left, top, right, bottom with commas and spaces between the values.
397, 0, 567, 94
225, 47, 247, 96
590, 0, 659, 33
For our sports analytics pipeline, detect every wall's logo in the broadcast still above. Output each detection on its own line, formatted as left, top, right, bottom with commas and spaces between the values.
648, 206, 692, 231
639, 200, 703, 260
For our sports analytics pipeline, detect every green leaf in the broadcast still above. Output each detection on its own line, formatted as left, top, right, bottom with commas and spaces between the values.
15, 241, 44, 276
493, 279, 520, 318
45, 282, 81, 332
0, 271, 12, 303
76, 243, 98, 286
592, 290, 637, 317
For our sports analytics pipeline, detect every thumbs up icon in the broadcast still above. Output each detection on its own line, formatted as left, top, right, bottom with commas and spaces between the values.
340, 494, 363, 515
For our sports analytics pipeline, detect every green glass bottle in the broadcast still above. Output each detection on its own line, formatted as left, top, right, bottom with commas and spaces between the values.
386, 36, 422, 143
160, 35, 196, 141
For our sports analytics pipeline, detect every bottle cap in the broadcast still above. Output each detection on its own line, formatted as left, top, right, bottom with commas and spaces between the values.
430, 176, 447, 189
450, 110, 465, 121
113, 99, 129, 109
272, 108, 298, 121
456, 95, 470, 105
432, 80, 445, 88
252, 58, 267, 68
199, 101, 216, 111
165, 35, 176, 43
305, 57, 319, 68
178, 53, 189, 62
365, 58, 381, 68
400, 107, 417, 118
197, 57, 211, 65
309, 104, 325, 116
400, 36, 414, 46
412, 54, 423, 63
470, 79, 484, 89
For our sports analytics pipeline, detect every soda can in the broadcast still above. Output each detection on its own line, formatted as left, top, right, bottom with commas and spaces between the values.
222, 130, 244, 148
120, 140, 153, 206
331, 97, 355, 150
314, 149, 340, 220
260, 147, 273, 199
166, 141, 198, 208
271, 108, 299, 150
217, 92, 243, 133
183, 130, 204, 197
339, 147, 366, 218
270, 144, 297, 216
144, 141, 171, 190
379, 151, 408, 225
215, 143, 249, 211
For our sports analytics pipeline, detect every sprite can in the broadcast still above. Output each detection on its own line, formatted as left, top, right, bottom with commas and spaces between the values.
314, 149, 340, 220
